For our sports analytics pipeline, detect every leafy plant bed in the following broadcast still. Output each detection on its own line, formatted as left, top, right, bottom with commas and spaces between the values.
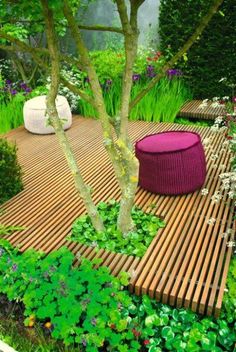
0, 239, 235, 352
69, 200, 165, 257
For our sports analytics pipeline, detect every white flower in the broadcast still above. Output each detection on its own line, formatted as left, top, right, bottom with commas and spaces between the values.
211, 102, 221, 108
228, 191, 235, 199
211, 125, 220, 133
226, 241, 236, 247
198, 103, 208, 109
215, 116, 223, 124
201, 188, 209, 196
91, 241, 98, 248
222, 140, 229, 147
219, 77, 226, 82
207, 217, 216, 225
227, 228, 234, 235
203, 137, 212, 146
212, 96, 220, 102
211, 192, 223, 203
210, 154, 219, 161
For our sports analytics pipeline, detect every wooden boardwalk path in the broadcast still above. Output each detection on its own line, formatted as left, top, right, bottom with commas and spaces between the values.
1, 117, 235, 317
179, 100, 226, 120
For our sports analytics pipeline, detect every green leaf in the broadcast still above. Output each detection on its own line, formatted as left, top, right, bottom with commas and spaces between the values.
161, 326, 175, 340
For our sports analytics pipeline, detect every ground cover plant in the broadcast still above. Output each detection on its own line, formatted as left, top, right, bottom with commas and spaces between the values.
0, 0, 224, 240
0, 138, 23, 204
70, 200, 165, 257
0, 239, 235, 351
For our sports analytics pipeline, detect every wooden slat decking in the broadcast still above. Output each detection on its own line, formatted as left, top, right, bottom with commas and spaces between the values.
179, 100, 226, 120
0, 117, 235, 317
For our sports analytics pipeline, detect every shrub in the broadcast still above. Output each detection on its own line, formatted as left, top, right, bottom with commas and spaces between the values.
0, 138, 23, 204
70, 200, 165, 257
159, 0, 236, 98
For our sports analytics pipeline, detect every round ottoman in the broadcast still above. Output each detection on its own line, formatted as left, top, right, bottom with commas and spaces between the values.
135, 131, 206, 195
23, 95, 72, 134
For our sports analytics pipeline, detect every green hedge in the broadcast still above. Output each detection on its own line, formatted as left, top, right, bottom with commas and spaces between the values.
159, 0, 236, 99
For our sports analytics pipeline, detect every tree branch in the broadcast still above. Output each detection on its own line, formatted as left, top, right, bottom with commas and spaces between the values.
0, 31, 84, 70
0, 19, 123, 33
60, 77, 97, 109
62, 0, 111, 126
129, 0, 224, 111
116, 0, 139, 142
78, 24, 123, 34
0, 35, 94, 107
116, 0, 130, 32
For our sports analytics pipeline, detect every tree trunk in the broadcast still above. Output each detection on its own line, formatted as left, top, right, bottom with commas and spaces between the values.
41, 0, 105, 232
47, 111, 105, 232
117, 155, 139, 234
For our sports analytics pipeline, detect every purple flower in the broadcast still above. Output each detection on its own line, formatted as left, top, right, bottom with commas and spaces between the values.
147, 65, 154, 73
132, 74, 141, 82
167, 69, 182, 78
82, 338, 87, 347
20, 82, 27, 90
232, 96, 236, 103
6, 79, 11, 85
12, 263, 18, 272
106, 79, 112, 85
10, 89, 17, 96
146, 65, 156, 78
0, 248, 5, 256
25, 87, 32, 93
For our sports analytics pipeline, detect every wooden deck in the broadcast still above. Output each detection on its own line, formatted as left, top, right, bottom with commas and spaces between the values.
179, 100, 226, 120
1, 117, 235, 317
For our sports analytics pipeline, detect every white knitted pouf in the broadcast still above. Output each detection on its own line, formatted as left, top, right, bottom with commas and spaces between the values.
23, 95, 72, 134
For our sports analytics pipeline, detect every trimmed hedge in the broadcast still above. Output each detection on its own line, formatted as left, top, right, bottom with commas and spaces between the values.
0, 138, 23, 204
159, 0, 236, 99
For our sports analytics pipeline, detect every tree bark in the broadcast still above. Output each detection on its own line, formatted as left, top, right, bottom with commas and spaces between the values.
40, 0, 105, 232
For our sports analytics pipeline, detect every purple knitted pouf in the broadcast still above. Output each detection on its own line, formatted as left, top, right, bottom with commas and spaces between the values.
135, 131, 206, 195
